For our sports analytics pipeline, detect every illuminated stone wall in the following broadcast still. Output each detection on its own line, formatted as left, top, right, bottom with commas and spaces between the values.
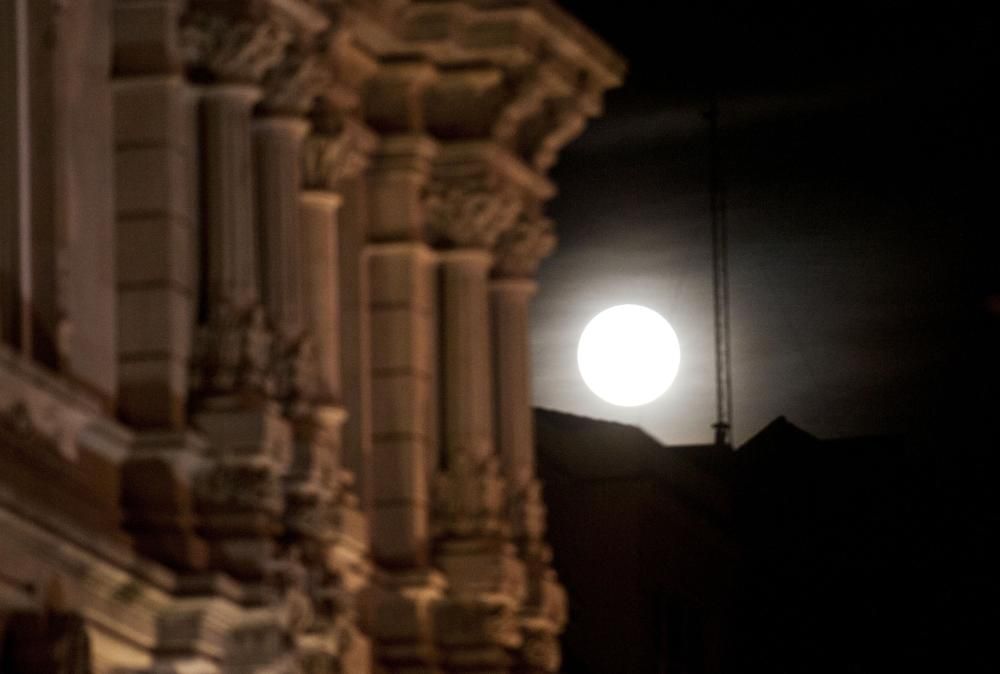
0, 2, 622, 671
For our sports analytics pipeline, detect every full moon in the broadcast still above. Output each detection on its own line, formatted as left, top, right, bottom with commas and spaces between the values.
577, 304, 681, 407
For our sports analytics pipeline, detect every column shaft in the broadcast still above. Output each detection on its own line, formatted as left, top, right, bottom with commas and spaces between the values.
201, 86, 260, 310
490, 279, 538, 492
367, 241, 438, 566
440, 250, 495, 465
300, 190, 345, 402
254, 116, 310, 340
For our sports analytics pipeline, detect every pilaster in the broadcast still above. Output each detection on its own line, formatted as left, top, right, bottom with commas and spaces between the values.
113, 0, 208, 574
490, 215, 565, 674
180, 3, 292, 593
363, 87, 447, 665
426, 144, 528, 674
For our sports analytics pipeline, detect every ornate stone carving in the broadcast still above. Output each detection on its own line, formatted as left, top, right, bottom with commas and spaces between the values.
275, 336, 323, 415
266, 548, 317, 635
302, 118, 377, 189
493, 215, 557, 279
191, 303, 276, 397
181, 10, 292, 84
433, 453, 506, 539
426, 178, 523, 249
511, 479, 547, 543
195, 459, 284, 517
261, 45, 332, 115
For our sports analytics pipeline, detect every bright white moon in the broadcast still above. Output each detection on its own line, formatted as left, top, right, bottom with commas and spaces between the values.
577, 304, 681, 407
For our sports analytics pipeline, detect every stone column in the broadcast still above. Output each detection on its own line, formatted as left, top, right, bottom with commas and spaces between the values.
491, 217, 565, 674
364, 132, 447, 674
180, 9, 294, 585
201, 84, 263, 317
254, 115, 311, 344
278, 113, 377, 673
490, 276, 538, 497
427, 156, 526, 674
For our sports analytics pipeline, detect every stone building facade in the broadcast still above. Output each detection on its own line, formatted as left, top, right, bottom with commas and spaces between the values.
0, 1, 622, 672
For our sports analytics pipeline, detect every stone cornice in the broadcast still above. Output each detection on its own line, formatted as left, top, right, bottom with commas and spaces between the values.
352, 0, 624, 183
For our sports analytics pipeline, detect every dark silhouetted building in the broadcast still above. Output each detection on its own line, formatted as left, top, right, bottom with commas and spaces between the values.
536, 408, 996, 674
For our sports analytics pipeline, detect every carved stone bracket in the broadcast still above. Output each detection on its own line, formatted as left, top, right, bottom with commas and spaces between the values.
492, 58, 575, 148
493, 215, 556, 279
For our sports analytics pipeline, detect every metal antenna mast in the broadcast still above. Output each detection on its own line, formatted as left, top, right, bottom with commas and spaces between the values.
707, 94, 733, 448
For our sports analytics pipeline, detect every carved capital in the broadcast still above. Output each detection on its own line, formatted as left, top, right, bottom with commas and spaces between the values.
181, 10, 292, 85
426, 178, 522, 249
493, 215, 556, 279
261, 46, 333, 115
302, 117, 378, 189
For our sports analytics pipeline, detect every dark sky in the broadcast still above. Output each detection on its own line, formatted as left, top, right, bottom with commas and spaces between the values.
532, 0, 998, 445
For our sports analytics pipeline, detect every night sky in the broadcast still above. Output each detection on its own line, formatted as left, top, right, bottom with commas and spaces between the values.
532, 0, 998, 446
